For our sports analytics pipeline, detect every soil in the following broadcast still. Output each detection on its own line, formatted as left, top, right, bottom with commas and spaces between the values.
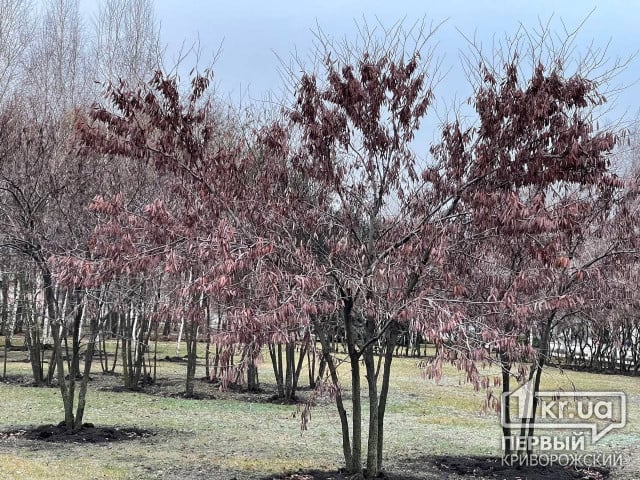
0, 423, 154, 443
428, 454, 609, 479
266, 455, 610, 480
554, 363, 640, 378
163, 355, 188, 363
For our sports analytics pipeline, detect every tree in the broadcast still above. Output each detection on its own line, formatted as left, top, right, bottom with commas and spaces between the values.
430, 24, 625, 454
0, 0, 164, 425
0, 0, 35, 106
276, 21, 449, 476
22, 0, 90, 118
0, 100, 97, 426
68, 27, 447, 472
66, 66, 260, 395
90, 0, 162, 87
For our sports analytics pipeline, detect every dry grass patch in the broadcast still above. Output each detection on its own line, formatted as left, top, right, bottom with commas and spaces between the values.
0, 343, 637, 479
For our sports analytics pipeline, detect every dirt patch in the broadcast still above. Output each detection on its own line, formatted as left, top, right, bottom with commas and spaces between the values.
427, 455, 610, 479
102, 384, 216, 400
262, 470, 423, 480
555, 363, 640, 378
267, 455, 611, 480
162, 355, 188, 363
1, 374, 40, 386
163, 391, 216, 400
0, 423, 154, 443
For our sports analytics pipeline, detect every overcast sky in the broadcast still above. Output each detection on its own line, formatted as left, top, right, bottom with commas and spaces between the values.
105, 1, 640, 144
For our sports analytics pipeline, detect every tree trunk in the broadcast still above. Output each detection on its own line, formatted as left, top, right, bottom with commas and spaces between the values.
247, 362, 259, 392
185, 321, 198, 397
292, 343, 307, 399
74, 307, 97, 429
176, 313, 185, 355
70, 289, 83, 380
24, 279, 45, 384
308, 345, 317, 388
153, 320, 159, 383
162, 317, 171, 337
25, 319, 44, 384
364, 346, 379, 477
269, 343, 285, 398
344, 303, 362, 475
500, 350, 513, 454
285, 343, 294, 399
376, 326, 398, 473
110, 331, 120, 373
316, 325, 354, 471
121, 309, 132, 389
204, 300, 211, 380
120, 300, 151, 390
0, 274, 8, 336
40, 263, 75, 430
521, 312, 555, 457
3, 276, 20, 378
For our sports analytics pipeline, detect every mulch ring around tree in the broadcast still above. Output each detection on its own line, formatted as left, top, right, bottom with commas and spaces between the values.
0, 423, 154, 443
429, 455, 610, 479
267, 455, 611, 480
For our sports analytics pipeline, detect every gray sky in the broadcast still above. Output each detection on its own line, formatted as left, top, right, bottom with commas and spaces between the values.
77, 0, 634, 157
152, 1, 638, 112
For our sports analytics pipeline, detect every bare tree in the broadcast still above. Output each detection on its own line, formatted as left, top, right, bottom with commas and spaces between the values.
22, 0, 90, 118
0, 0, 35, 105
90, 0, 162, 87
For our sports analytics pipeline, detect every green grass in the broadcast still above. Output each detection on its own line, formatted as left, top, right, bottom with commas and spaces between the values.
0, 453, 128, 480
0, 342, 639, 479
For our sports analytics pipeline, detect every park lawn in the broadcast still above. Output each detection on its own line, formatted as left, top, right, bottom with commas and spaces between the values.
0, 342, 638, 479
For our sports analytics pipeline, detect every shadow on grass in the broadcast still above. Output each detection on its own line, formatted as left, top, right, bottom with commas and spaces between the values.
96, 375, 322, 405
554, 362, 640, 378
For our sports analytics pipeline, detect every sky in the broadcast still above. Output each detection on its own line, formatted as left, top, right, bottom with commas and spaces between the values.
93, 1, 640, 146
150, 2, 637, 95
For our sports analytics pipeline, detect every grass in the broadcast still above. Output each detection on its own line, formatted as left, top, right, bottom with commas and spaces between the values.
0, 453, 128, 480
0, 340, 639, 479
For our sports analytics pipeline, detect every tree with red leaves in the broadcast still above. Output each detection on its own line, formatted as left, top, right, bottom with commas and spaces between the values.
69, 20, 458, 475
64, 19, 632, 477
430, 27, 626, 455
276, 21, 470, 476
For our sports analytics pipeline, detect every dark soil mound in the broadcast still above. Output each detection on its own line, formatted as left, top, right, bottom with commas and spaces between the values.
262, 470, 422, 480
0, 375, 35, 386
164, 391, 216, 400
430, 455, 610, 479
162, 355, 188, 363
0, 423, 154, 443
266, 455, 610, 480
557, 363, 640, 377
